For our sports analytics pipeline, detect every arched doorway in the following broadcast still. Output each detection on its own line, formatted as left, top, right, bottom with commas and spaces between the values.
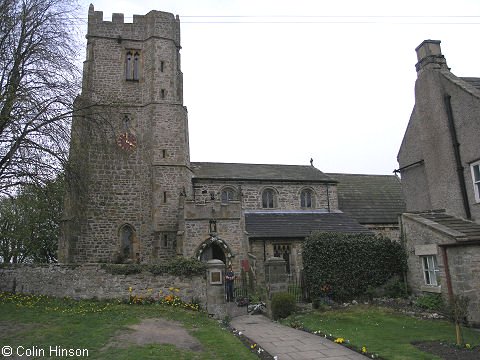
200, 242, 226, 263
196, 236, 234, 266
119, 224, 139, 263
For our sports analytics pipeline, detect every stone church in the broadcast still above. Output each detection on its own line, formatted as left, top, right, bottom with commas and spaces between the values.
60, 6, 404, 276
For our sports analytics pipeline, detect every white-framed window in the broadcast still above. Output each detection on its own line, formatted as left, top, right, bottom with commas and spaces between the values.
471, 161, 480, 203
422, 255, 439, 286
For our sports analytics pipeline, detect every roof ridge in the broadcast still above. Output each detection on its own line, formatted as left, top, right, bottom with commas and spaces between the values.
192, 161, 315, 168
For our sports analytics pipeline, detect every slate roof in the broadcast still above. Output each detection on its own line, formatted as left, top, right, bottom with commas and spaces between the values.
245, 211, 372, 238
415, 211, 480, 242
327, 173, 405, 224
191, 162, 335, 182
461, 77, 480, 91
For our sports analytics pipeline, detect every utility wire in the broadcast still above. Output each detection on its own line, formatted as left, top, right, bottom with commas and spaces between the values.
71, 14, 480, 25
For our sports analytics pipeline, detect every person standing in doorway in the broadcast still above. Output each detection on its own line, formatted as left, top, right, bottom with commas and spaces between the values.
225, 265, 235, 302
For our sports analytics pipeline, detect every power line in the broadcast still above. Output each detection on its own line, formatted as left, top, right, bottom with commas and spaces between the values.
71, 15, 480, 25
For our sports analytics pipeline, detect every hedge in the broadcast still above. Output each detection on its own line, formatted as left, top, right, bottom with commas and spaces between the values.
303, 232, 407, 302
101, 257, 206, 276
271, 292, 296, 320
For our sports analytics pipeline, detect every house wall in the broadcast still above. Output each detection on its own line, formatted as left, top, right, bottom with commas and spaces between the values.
398, 41, 480, 221
440, 72, 480, 221
402, 214, 480, 325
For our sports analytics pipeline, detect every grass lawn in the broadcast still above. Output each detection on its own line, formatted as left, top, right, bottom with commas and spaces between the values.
0, 292, 258, 360
283, 305, 480, 360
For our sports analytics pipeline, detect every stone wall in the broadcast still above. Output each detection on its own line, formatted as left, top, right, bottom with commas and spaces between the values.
249, 238, 304, 285
364, 224, 401, 241
192, 180, 338, 211
402, 214, 480, 325
62, 6, 191, 264
0, 264, 206, 305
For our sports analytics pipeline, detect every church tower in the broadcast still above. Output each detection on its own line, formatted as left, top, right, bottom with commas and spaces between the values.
59, 6, 191, 263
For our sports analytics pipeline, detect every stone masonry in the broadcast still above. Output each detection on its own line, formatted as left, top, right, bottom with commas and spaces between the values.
0, 264, 206, 304
59, 6, 390, 283
402, 212, 480, 325
60, 6, 192, 264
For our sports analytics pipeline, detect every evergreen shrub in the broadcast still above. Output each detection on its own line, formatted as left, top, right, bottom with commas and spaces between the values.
102, 257, 206, 276
271, 292, 296, 320
303, 232, 407, 302
415, 293, 444, 311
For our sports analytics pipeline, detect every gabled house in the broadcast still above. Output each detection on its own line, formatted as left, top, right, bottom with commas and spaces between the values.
397, 40, 480, 324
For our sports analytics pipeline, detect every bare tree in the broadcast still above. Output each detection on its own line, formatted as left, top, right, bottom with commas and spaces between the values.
0, 0, 81, 195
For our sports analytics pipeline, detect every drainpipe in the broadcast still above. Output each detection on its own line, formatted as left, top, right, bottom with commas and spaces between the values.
439, 246, 454, 304
444, 95, 471, 219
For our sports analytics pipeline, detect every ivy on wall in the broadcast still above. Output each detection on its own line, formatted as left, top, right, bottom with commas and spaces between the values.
303, 232, 407, 302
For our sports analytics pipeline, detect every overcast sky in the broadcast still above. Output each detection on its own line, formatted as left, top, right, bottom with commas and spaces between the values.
79, 0, 480, 175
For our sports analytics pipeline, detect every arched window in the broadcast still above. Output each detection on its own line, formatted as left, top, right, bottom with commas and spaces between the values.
120, 224, 135, 260
221, 187, 236, 204
300, 189, 313, 208
262, 189, 275, 209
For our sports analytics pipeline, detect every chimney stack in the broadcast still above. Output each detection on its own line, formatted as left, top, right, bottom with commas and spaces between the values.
415, 40, 449, 73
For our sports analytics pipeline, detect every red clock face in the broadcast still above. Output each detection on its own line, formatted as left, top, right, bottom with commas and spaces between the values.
116, 132, 137, 151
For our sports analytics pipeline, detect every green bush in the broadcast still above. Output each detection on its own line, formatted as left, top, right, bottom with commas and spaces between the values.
153, 257, 206, 276
384, 278, 409, 298
271, 292, 296, 320
303, 232, 407, 302
101, 257, 206, 276
415, 293, 444, 311
444, 294, 470, 325
312, 297, 331, 311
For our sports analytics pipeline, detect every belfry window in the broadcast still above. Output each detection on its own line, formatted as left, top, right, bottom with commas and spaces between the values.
126, 50, 140, 81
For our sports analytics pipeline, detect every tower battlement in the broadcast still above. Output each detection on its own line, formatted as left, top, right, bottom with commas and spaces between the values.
87, 4, 180, 45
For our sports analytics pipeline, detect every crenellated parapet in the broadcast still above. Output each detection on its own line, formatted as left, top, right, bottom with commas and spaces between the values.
87, 4, 180, 46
